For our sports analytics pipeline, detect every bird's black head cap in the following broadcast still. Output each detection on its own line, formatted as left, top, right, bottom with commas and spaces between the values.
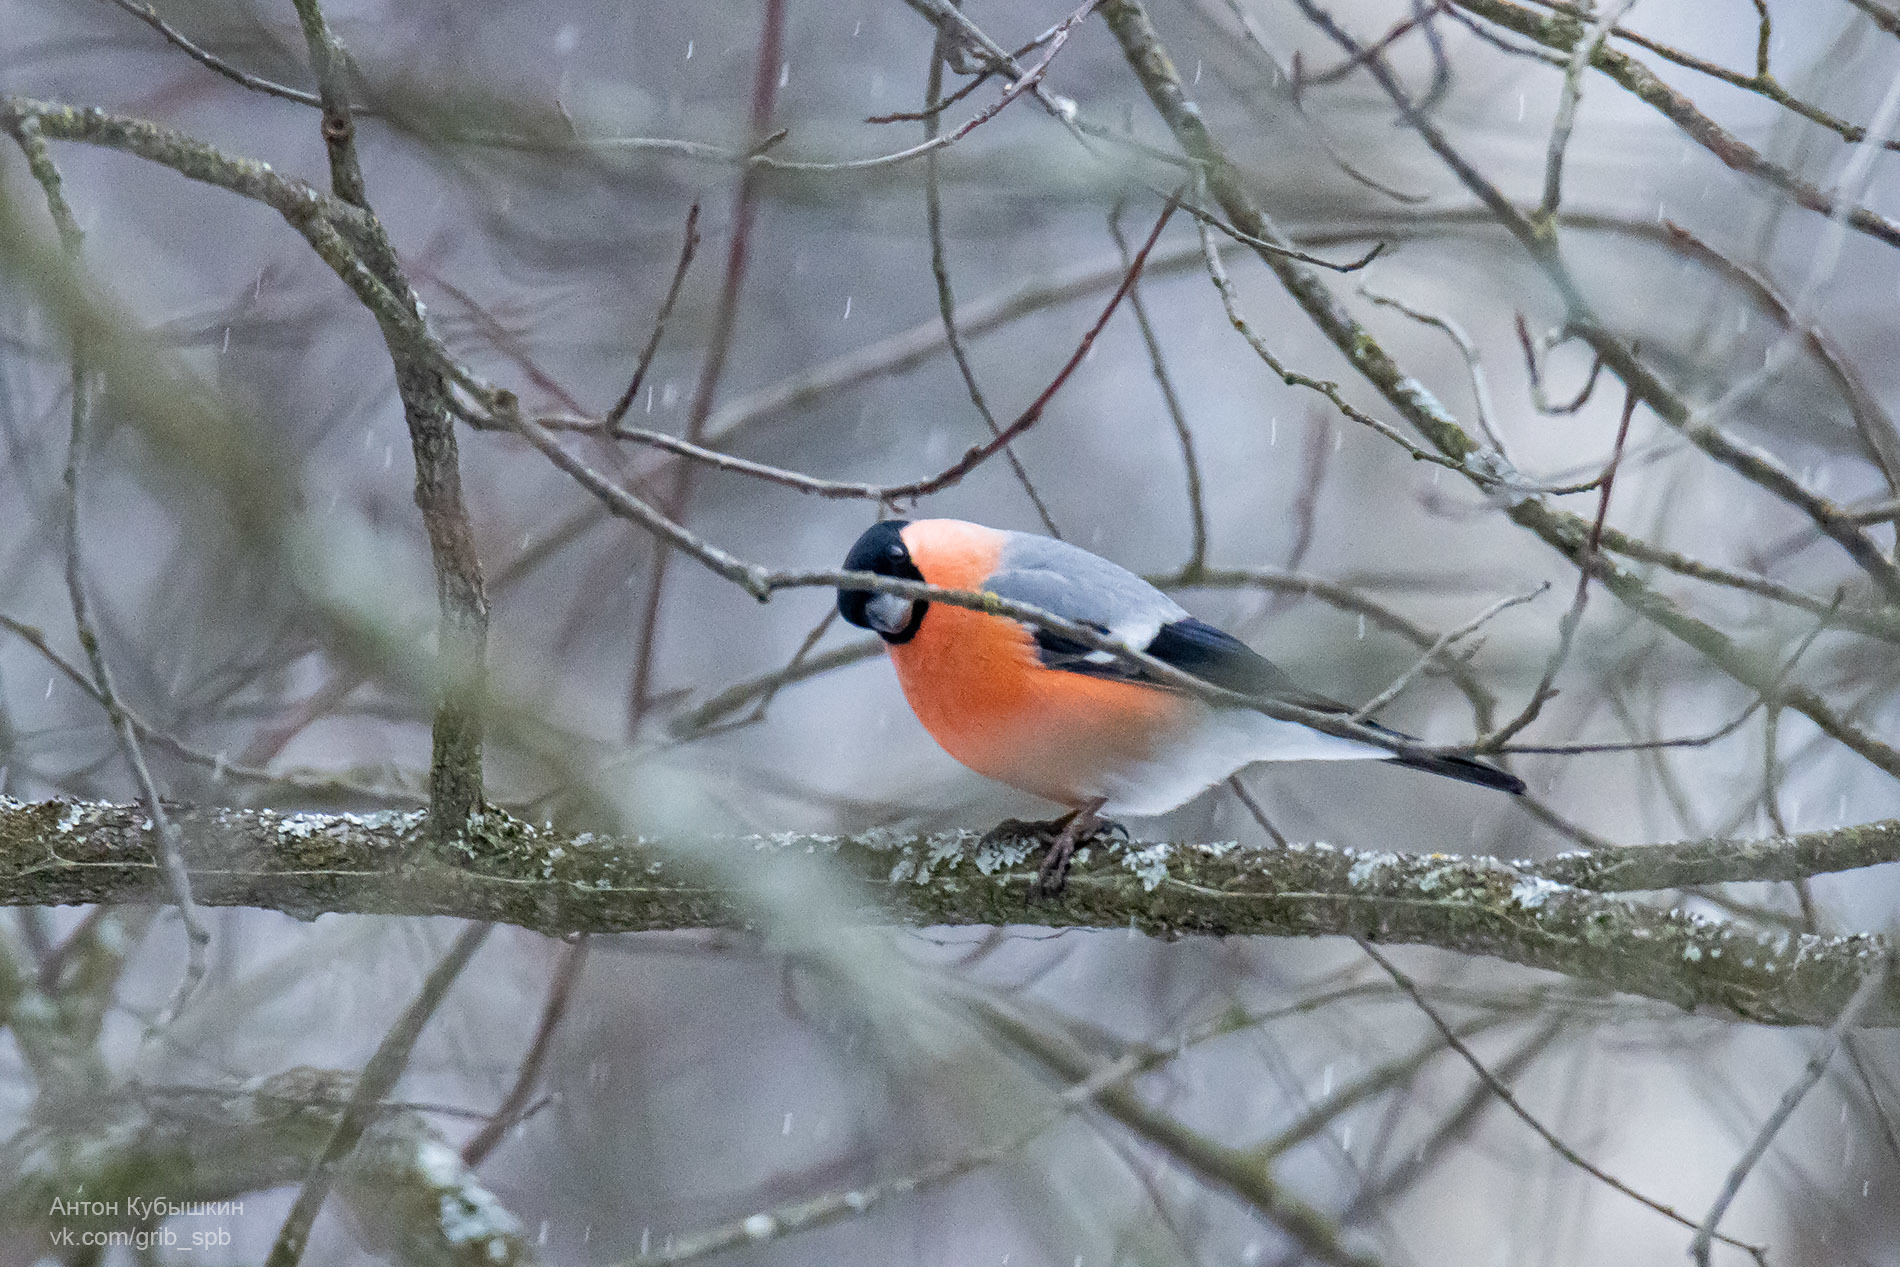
838, 520, 927, 643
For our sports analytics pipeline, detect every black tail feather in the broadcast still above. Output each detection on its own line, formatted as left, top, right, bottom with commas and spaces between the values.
1392, 751, 1526, 795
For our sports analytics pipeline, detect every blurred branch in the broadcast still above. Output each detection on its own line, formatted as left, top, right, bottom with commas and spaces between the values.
1451, 0, 1900, 250
1526, 0, 1900, 151
924, 29, 1065, 538
7, 798, 1900, 1026
628, 0, 786, 735
1660, 219, 1900, 492
0, 612, 423, 803
965, 991, 1385, 1267
0, 93, 493, 833
265, 921, 493, 1267
2, 1067, 530, 1267
603, 203, 701, 428
460, 935, 588, 1168
1111, 203, 1206, 572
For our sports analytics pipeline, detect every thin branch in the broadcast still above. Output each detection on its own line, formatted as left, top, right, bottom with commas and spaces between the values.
1481, 386, 1637, 749
1357, 941, 1769, 1263
923, 32, 1064, 537
1451, 0, 1900, 251
1196, 215, 1490, 482
1349, 583, 1548, 721
965, 992, 1386, 1267
14, 119, 209, 1017
1112, 202, 1207, 573
1661, 219, 1900, 493
1488, 590, 1840, 758
621, 1010, 1164, 1266
628, 0, 787, 734
1228, 775, 1289, 847
667, 638, 882, 740
263, 921, 491, 1267
1537, 0, 1642, 222
460, 935, 589, 1167
605, 205, 701, 428
1208, 0, 1433, 203
102, 0, 324, 106
1689, 956, 1890, 1266
1361, 286, 1513, 458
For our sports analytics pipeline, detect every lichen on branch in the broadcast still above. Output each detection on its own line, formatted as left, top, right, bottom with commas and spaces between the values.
2, 796, 1894, 1028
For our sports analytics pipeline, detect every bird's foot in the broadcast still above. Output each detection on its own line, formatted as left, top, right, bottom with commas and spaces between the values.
979, 812, 1076, 851
981, 801, 1120, 900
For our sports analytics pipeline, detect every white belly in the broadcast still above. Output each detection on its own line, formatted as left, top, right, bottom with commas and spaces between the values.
1091, 703, 1388, 818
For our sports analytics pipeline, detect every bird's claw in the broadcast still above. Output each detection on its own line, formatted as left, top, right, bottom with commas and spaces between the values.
979, 810, 1125, 901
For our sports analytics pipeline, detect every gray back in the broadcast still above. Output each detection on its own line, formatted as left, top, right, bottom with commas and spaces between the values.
984, 532, 1187, 648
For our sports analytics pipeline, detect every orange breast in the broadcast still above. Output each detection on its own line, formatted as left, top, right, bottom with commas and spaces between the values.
886, 520, 1186, 806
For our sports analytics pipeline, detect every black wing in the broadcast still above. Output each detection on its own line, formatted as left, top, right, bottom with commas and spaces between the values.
1039, 616, 1525, 795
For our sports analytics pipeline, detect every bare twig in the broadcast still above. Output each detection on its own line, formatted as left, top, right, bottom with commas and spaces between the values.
1228, 775, 1289, 847
14, 119, 210, 1017
628, 0, 786, 735
1361, 287, 1511, 457
923, 29, 1064, 537
606, 206, 701, 429
1689, 956, 1890, 1266
1357, 941, 1768, 1262
102, 0, 323, 106
1111, 202, 1207, 572
1482, 387, 1637, 748
461, 935, 589, 1167
1537, 0, 1642, 222
1350, 583, 1548, 721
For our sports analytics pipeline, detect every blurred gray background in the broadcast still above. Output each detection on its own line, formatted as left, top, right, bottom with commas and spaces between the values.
5, 0, 1900, 1263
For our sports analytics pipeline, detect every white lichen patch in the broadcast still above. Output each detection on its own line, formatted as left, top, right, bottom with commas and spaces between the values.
1347, 852, 1400, 887
1121, 842, 1173, 892
926, 833, 972, 870
416, 1140, 524, 1249
973, 834, 1032, 875
1509, 876, 1566, 910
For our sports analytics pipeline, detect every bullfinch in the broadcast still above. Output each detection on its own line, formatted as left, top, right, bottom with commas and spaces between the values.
836, 518, 1523, 893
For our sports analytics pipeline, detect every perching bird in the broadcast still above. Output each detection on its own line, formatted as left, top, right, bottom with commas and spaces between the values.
836, 518, 1523, 893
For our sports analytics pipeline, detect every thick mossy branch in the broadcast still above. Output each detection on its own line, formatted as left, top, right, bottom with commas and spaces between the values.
2, 798, 1896, 1028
